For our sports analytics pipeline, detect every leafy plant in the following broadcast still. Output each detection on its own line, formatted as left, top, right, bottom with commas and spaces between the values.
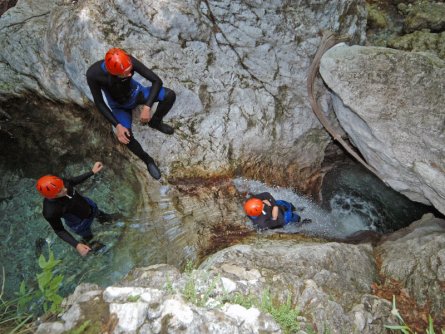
0, 247, 64, 334
259, 289, 300, 334
67, 320, 91, 334
35, 250, 64, 314
385, 295, 445, 334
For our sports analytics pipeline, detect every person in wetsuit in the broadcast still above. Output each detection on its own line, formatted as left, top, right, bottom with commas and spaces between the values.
36, 162, 111, 256
244, 192, 304, 230
86, 48, 176, 180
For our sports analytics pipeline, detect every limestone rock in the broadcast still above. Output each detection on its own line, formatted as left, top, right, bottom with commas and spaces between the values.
376, 213, 445, 317
0, 0, 368, 182
319, 44, 445, 214
200, 239, 392, 333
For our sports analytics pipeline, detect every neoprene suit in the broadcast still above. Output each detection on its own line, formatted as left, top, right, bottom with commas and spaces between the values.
42, 171, 97, 248
86, 55, 176, 165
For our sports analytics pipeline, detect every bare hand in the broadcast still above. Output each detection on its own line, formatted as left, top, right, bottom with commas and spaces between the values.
76, 243, 91, 256
140, 105, 152, 124
92, 162, 103, 174
116, 124, 131, 144
271, 206, 279, 220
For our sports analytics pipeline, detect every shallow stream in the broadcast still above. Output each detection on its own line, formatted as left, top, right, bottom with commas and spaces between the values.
0, 159, 436, 299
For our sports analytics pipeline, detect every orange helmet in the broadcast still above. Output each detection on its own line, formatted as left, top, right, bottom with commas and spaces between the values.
104, 48, 132, 76
244, 198, 264, 217
36, 175, 64, 199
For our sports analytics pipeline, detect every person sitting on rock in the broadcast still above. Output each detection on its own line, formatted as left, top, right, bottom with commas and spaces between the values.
86, 47, 176, 180
36, 162, 113, 256
244, 192, 310, 230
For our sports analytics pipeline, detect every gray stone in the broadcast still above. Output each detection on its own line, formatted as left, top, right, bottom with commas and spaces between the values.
61, 283, 102, 307
35, 322, 65, 334
320, 44, 445, 215
0, 0, 368, 183
109, 302, 149, 333
376, 214, 445, 316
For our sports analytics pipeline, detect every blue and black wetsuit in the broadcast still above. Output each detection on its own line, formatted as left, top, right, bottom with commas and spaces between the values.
247, 192, 301, 230
86, 55, 176, 165
42, 171, 98, 248
247, 192, 285, 230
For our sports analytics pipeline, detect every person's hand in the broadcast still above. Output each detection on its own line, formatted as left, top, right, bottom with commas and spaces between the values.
116, 124, 131, 144
92, 162, 103, 174
140, 105, 152, 124
76, 243, 91, 256
262, 200, 271, 207
271, 206, 279, 220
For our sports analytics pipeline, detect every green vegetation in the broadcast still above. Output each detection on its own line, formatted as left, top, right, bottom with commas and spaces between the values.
385, 296, 445, 334
127, 295, 140, 302
223, 289, 301, 334
0, 248, 64, 333
67, 320, 91, 334
180, 261, 301, 333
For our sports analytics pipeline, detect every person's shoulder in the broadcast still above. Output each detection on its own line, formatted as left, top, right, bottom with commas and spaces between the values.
86, 60, 104, 78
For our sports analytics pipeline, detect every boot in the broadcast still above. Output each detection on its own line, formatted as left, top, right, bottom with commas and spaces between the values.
148, 121, 174, 135
97, 210, 114, 224
146, 157, 161, 180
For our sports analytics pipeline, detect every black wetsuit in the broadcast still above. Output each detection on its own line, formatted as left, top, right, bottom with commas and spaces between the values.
248, 192, 285, 230
86, 56, 163, 127
42, 171, 95, 248
86, 55, 176, 165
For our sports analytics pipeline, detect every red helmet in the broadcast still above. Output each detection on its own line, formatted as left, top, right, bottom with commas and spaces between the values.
244, 198, 264, 217
36, 175, 64, 199
104, 48, 132, 76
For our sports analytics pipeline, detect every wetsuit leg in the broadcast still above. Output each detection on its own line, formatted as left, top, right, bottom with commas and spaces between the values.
126, 131, 161, 180
126, 132, 151, 162
150, 88, 176, 124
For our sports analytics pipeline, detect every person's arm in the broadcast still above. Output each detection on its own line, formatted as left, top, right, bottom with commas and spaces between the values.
46, 216, 79, 248
131, 56, 163, 108
253, 192, 277, 206
68, 162, 103, 186
86, 66, 120, 127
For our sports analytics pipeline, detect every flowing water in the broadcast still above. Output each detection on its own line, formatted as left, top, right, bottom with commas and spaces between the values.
233, 161, 436, 239
0, 159, 437, 299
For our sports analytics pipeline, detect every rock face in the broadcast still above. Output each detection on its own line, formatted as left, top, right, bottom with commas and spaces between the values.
376, 213, 445, 318
34, 215, 445, 333
35, 246, 393, 334
0, 0, 367, 186
319, 44, 445, 215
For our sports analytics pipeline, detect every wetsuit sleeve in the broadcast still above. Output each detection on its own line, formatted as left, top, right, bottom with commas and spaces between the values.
86, 64, 120, 127
253, 192, 277, 206
131, 56, 163, 108
67, 171, 94, 186
43, 212, 79, 248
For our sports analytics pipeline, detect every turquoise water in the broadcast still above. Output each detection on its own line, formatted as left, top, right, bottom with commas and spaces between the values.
1, 158, 436, 300
0, 162, 137, 298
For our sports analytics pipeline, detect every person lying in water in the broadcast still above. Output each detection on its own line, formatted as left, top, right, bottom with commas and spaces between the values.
244, 192, 311, 230
35, 162, 113, 256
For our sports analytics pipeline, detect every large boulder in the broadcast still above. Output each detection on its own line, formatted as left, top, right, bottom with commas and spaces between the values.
0, 0, 367, 185
375, 213, 445, 320
36, 240, 398, 334
319, 44, 445, 215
